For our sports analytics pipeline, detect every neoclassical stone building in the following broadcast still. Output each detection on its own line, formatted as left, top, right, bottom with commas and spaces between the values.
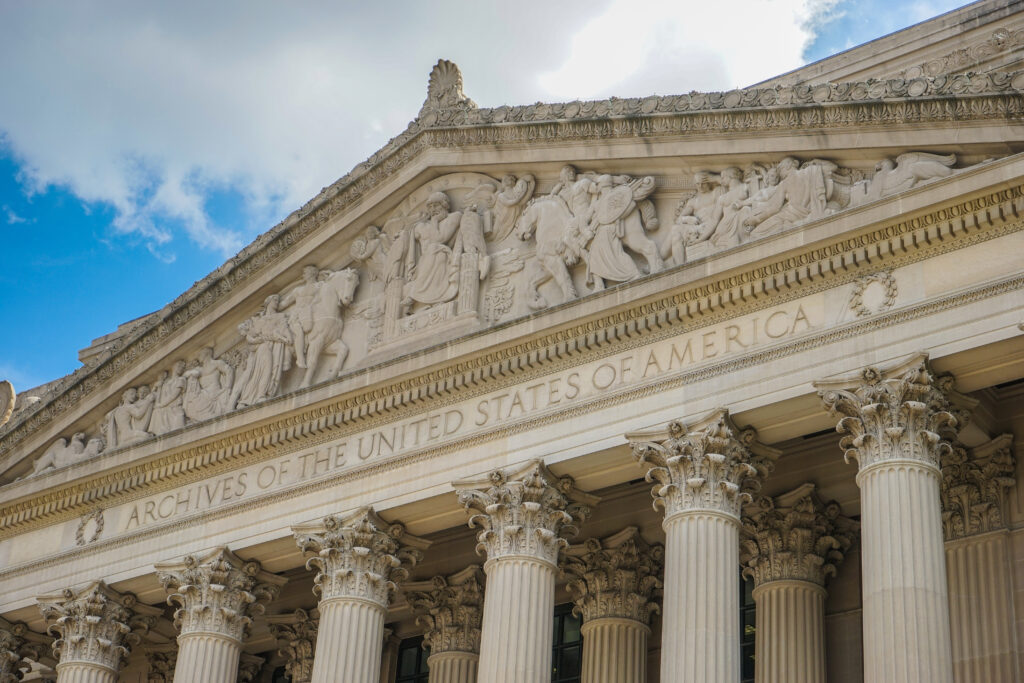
2, 2, 1024, 682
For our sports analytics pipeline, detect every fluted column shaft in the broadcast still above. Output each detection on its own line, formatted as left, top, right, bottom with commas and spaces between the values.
580, 617, 649, 683
53, 662, 118, 683
859, 460, 951, 683
455, 460, 597, 683
753, 580, 826, 683
427, 651, 479, 683
312, 599, 385, 683
173, 633, 240, 683
477, 557, 556, 682
663, 511, 741, 683
946, 530, 1018, 682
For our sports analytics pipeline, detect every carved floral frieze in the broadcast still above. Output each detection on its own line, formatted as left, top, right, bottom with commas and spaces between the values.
4, 57, 1016, 480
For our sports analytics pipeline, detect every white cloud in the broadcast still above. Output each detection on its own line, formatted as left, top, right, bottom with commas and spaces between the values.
3, 205, 26, 225
0, 0, 843, 260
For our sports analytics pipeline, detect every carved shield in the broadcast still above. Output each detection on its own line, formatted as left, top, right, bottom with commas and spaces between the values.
594, 185, 633, 224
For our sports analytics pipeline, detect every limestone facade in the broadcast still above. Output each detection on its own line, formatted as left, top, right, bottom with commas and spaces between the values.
2, 2, 1024, 681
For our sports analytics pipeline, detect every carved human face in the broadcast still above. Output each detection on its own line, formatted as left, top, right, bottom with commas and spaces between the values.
173, 360, 186, 375
200, 348, 214, 362
777, 158, 798, 178
766, 167, 779, 186
124, 388, 137, 403
265, 294, 280, 313
502, 174, 515, 189
693, 172, 712, 192
303, 265, 319, 283
559, 165, 576, 183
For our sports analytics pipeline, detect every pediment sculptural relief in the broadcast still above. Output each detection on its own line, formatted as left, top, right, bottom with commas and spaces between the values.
20, 150, 984, 477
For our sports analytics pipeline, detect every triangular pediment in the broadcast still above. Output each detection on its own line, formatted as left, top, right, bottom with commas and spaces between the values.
1, 48, 1022, 486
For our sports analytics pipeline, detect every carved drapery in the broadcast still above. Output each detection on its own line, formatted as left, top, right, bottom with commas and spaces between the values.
455, 460, 599, 567
562, 527, 664, 625
629, 408, 779, 521
405, 566, 485, 656
155, 548, 286, 642
941, 434, 1016, 540
816, 355, 967, 473
266, 609, 318, 683
741, 483, 858, 587
37, 582, 159, 674
0, 617, 48, 683
293, 507, 428, 608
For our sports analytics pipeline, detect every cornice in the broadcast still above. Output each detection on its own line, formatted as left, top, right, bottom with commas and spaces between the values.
1, 69, 1022, 463
0, 178, 1021, 540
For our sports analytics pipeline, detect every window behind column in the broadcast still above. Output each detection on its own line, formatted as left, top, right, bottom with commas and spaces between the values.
395, 636, 430, 682
741, 573, 756, 683
552, 603, 582, 683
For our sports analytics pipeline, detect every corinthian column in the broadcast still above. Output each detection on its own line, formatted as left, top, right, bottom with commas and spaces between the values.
266, 609, 318, 683
1, 616, 49, 683
941, 434, 1017, 682
38, 581, 160, 683
741, 483, 858, 683
816, 354, 963, 683
406, 565, 485, 683
454, 460, 598, 683
629, 408, 778, 683
562, 527, 663, 683
155, 548, 286, 683
293, 507, 429, 683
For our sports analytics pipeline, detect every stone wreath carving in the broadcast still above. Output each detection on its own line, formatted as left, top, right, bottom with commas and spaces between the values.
12, 62, 1000, 478
75, 508, 104, 546
849, 270, 898, 318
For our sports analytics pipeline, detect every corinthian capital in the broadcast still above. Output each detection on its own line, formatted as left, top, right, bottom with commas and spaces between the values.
562, 527, 664, 625
405, 565, 484, 655
155, 548, 286, 642
628, 409, 779, 520
293, 507, 429, 608
266, 609, 319, 683
0, 617, 49, 683
454, 460, 599, 566
144, 645, 177, 683
815, 354, 971, 472
941, 434, 1016, 540
741, 483, 858, 587
37, 581, 160, 672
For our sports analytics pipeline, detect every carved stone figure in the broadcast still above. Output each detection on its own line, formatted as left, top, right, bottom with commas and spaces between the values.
456, 203, 492, 279
105, 387, 155, 449
404, 192, 464, 307
516, 195, 581, 309
182, 348, 233, 423
582, 174, 663, 290
232, 294, 293, 407
0, 380, 14, 428
489, 173, 536, 242
746, 157, 832, 237
349, 226, 393, 284
672, 171, 725, 245
297, 268, 359, 387
30, 432, 87, 476
853, 152, 957, 204
149, 361, 186, 435
279, 265, 323, 369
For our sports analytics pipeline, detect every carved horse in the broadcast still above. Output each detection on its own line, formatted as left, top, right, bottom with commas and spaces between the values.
302, 268, 360, 387
514, 196, 583, 310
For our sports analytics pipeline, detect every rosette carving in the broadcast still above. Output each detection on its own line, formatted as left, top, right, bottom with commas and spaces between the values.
266, 608, 319, 683
293, 507, 429, 608
629, 409, 779, 520
815, 354, 969, 471
405, 566, 484, 655
454, 460, 599, 566
37, 581, 159, 672
155, 548, 286, 642
562, 527, 664, 625
941, 434, 1016, 540
0, 617, 48, 683
741, 483, 858, 586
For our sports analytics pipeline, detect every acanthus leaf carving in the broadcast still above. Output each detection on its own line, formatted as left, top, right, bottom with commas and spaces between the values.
37, 581, 159, 672
561, 527, 664, 625
941, 434, 1016, 540
0, 617, 50, 683
629, 408, 779, 520
155, 547, 286, 643
292, 507, 429, 608
741, 483, 859, 586
405, 565, 485, 656
266, 608, 319, 683
454, 459, 599, 566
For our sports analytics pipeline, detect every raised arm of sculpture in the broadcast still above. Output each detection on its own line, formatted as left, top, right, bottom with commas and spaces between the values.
0, 380, 13, 428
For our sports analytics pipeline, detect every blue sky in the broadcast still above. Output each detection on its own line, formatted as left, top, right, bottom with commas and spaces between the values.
0, 0, 970, 391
